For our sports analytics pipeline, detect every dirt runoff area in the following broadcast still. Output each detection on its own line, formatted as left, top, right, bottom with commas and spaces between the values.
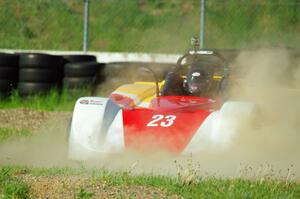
17, 174, 181, 199
0, 109, 182, 198
0, 108, 71, 132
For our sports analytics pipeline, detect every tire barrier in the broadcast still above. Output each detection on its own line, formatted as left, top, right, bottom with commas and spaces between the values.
0, 67, 18, 80
63, 58, 104, 89
63, 54, 97, 63
0, 53, 19, 67
18, 82, 53, 96
63, 77, 96, 89
19, 68, 58, 82
0, 53, 19, 96
64, 62, 102, 77
0, 79, 11, 93
19, 53, 63, 69
1, 50, 269, 97
18, 53, 63, 96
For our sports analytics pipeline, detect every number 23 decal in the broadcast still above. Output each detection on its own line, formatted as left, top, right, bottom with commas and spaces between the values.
146, 114, 177, 127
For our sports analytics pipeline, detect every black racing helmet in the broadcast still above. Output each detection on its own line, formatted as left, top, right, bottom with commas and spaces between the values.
184, 69, 210, 95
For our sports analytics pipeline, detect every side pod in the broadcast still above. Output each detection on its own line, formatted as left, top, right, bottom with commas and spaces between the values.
68, 97, 124, 160
183, 101, 256, 154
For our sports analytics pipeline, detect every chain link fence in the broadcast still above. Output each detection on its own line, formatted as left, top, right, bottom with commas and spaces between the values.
0, 0, 299, 53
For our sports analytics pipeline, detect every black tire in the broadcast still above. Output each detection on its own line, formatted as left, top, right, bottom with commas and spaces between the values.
0, 79, 13, 92
0, 53, 19, 67
63, 77, 95, 89
19, 53, 63, 69
19, 68, 58, 83
18, 82, 53, 96
0, 67, 18, 79
63, 54, 96, 63
64, 62, 104, 77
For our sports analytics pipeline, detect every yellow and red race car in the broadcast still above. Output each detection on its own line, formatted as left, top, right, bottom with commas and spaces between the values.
68, 49, 255, 160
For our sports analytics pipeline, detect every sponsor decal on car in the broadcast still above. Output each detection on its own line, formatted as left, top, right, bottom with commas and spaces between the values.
79, 99, 104, 105
79, 99, 89, 104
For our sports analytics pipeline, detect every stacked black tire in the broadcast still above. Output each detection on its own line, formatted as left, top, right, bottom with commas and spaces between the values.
63, 55, 104, 90
18, 53, 64, 96
0, 53, 19, 96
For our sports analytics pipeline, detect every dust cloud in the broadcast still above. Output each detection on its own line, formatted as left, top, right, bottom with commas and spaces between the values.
0, 49, 300, 181
94, 48, 300, 180
0, 114, 74, 167
184, 48, 300, 180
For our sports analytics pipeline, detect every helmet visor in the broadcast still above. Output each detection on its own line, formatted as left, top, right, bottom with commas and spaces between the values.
187, 82, 206, 93
186, 71, 208, 94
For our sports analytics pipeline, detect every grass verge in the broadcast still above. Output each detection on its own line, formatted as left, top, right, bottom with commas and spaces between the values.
0, 89, 90, 111
0, 166, 299, 199
0, 167, 30, 199
0, 1, 299, 51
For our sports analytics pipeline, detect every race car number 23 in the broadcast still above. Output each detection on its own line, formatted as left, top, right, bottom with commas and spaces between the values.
146, 114, 176, 127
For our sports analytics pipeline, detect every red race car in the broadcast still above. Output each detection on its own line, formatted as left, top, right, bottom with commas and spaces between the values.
68, 46, 255, 160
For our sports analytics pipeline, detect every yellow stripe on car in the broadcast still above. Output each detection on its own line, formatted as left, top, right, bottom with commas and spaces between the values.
213, 75, 222, 80
113, 81, 166, 105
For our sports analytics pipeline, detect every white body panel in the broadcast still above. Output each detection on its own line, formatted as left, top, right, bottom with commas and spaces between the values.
69, 97, 255, 160
183, 101, 255, 154
68, 97, 124, 160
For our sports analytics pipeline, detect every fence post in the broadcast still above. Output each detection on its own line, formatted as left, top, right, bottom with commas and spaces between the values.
200, 0, 206, 49
83, 0, 90, 52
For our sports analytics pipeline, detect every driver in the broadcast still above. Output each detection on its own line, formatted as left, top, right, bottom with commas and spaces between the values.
160, 67, 211, 97
160, 37, 227, 98
159, 67, 183, 96
183, 69, 210, 96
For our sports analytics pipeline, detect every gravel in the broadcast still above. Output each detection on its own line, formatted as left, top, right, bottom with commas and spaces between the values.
0, 109, 71, 131
18, 174, 182, 199
1, 109, 182, 198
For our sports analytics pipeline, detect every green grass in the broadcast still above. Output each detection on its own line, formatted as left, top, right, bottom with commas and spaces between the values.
0, 167, 30, 199
0, 89, 90, 111
0, 0, 299, 52
77, 188, 94, 199
1, 166, 299, 198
